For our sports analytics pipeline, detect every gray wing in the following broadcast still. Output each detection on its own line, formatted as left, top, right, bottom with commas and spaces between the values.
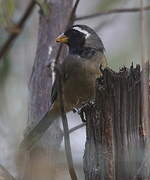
50, 54, 83, 105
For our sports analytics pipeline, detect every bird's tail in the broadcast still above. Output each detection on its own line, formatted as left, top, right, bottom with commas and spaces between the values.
20, 109, 58, 151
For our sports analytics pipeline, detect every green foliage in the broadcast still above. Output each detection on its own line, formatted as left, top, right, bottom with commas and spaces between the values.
0, 0, 14, 28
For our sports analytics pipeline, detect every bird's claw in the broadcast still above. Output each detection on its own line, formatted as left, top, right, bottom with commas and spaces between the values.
73, 107, 86, 122
72, 100, 95, 122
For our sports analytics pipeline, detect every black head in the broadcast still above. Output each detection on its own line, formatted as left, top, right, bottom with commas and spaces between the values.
56, 25, 105, 57
64, 26, 86, 50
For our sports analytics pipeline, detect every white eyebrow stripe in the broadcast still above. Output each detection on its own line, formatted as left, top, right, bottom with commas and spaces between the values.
73, 26, 90, 38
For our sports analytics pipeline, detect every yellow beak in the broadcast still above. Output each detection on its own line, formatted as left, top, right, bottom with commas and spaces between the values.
55, 34, 69, 43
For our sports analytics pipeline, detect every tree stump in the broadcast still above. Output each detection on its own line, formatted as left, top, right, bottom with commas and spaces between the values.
83, 65, 150, 180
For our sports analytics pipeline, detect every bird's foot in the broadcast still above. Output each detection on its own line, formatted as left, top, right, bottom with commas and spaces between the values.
73, 107, 86, 122
73, 101, 95, 122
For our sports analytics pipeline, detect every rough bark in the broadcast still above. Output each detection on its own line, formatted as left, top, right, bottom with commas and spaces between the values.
18, 0, 73, 180
83, 66, 150, 180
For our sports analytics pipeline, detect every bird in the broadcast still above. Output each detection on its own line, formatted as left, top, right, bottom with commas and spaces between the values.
21, 25, 107, 149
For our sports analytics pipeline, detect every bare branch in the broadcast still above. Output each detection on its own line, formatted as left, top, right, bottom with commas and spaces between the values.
0, 0, 36, 60
58, 73, 78, 180
0, 164, 16, 180
67, 0, 80, 27
76, 6, 150, 21
68, 123, 85, 134
20, 116, 85, 151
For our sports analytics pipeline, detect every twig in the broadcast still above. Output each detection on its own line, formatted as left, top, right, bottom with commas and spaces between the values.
67, 0, 80, 28
58, 73, 78, 180
20, 110, 53, 151
68, 123, 85, 134
76, 6, 150, 21
20, 114, 85, 151
0, 0, 36, 60
0, 164, 16, 180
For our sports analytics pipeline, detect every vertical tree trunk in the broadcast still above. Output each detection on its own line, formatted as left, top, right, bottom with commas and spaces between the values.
19, 0, 73, 180
83, 66, 150, 180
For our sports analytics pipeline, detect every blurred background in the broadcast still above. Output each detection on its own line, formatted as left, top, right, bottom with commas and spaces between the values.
0, 0, 149, 179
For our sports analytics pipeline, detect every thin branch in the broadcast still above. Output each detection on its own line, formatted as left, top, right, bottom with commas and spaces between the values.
0, 164, 16, 180
58, 73, 78, 180
67, 0, 80, 28
20, 110, 54, 151
68, 123, 85, 134
20, 114, 85, 151
76, 6, 150, 21
0, 0, 36, 60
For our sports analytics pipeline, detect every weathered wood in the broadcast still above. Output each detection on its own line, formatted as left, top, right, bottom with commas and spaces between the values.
83, 65, 150, 180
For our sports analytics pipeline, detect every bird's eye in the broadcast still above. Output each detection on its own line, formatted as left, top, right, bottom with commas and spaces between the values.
64, 29, 85, 44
